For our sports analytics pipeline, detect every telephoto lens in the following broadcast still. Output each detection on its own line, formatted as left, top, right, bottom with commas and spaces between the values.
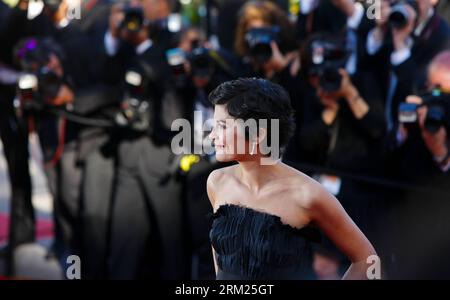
388, 0, 418, 29
306, 37, 349, 92
120, 6, 145, 33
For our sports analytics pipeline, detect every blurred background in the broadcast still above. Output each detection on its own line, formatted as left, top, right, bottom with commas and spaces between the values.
1, 0, 450, 280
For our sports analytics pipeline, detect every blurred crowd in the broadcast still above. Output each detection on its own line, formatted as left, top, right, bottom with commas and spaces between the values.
1, 0, 450, 280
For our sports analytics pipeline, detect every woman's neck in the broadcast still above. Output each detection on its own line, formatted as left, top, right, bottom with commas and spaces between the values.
237, 156, 282, 193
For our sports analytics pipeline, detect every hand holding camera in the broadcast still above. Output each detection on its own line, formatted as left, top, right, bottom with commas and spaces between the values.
245, 27, 280, 64
316, 68, 355, 104
400, 92, 449, 160
14, 37, 73, 115
371, 0, 418, 50
262, 41, 298, 77
114, 60, 156, 132
317, 68, 369, 123
51, 84, 74, 106
306, 35, 350, 92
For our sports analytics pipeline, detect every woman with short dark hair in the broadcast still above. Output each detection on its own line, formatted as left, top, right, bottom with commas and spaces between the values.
207, 77, 377, 280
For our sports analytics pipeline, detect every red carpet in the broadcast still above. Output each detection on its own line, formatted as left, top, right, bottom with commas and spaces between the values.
0, 213, 53, 247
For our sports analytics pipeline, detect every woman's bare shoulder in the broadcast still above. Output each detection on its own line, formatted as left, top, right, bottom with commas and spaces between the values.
207, 164, 238, 206
208, 164, 238, 183
281, 163, 330, 208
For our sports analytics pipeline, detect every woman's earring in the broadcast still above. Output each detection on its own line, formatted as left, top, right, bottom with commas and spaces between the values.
250, 141, 256, 155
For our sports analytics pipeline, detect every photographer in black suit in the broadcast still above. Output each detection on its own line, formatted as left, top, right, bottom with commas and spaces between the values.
96, 0, 186, 279
391, 50, 450, 279
295, 33, 386, 267
10, 35, 119, 275
0, 0, 112, 275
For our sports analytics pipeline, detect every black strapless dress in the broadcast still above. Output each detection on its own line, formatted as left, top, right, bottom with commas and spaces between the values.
209, 203, 321, 280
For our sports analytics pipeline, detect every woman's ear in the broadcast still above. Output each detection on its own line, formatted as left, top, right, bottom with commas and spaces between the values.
256, 127, 267, 145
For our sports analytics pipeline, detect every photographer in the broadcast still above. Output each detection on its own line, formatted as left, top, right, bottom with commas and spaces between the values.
296, 0, 366, 41
233, 0, 309, 162
104, 0, 175, 64
391, 50, 450, 279
102, 0, 176, 143
168, 26, 241, 131
365, 0, 450, 148
234, 0, 298, 79
97, 0, 187, 279
298, 0, 379, 77
296, 32, 386, 261
1, 0, 109, 273
12, 36, 117, 274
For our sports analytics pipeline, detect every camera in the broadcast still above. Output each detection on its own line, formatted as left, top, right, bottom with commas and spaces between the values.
120, 6, 146, 33
245, 26, 280, 64
14, 38, 62, 105
306, 37, 349, 92
388, 0, 419, 30
187, 47, 215, 78
398, 88, 450, 133
16, 67, 62, 113
166, 47, 187, 77
115, 62, 155, 132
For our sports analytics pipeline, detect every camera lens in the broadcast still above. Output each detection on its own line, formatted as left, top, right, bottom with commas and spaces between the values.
245, 27, 278, 64
319, 67, 343, 92
388, 2, 415, 30
425, 105, 446, 134
250, 43, 272, 64
121, 7, 144, 32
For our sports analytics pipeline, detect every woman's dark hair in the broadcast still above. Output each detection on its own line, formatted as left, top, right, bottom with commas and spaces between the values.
208, 77, 296, 153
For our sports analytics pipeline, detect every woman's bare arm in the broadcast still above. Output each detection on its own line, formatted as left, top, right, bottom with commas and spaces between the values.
211, 246, 218, 275
307, 183, 378, 280
207, 170, 222, 276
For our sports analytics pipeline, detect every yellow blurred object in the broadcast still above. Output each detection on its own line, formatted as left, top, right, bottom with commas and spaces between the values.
127, 20, 139, 31
3, 0, 20, 7
180, 154, 200, 172
289, 0, 300, 16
